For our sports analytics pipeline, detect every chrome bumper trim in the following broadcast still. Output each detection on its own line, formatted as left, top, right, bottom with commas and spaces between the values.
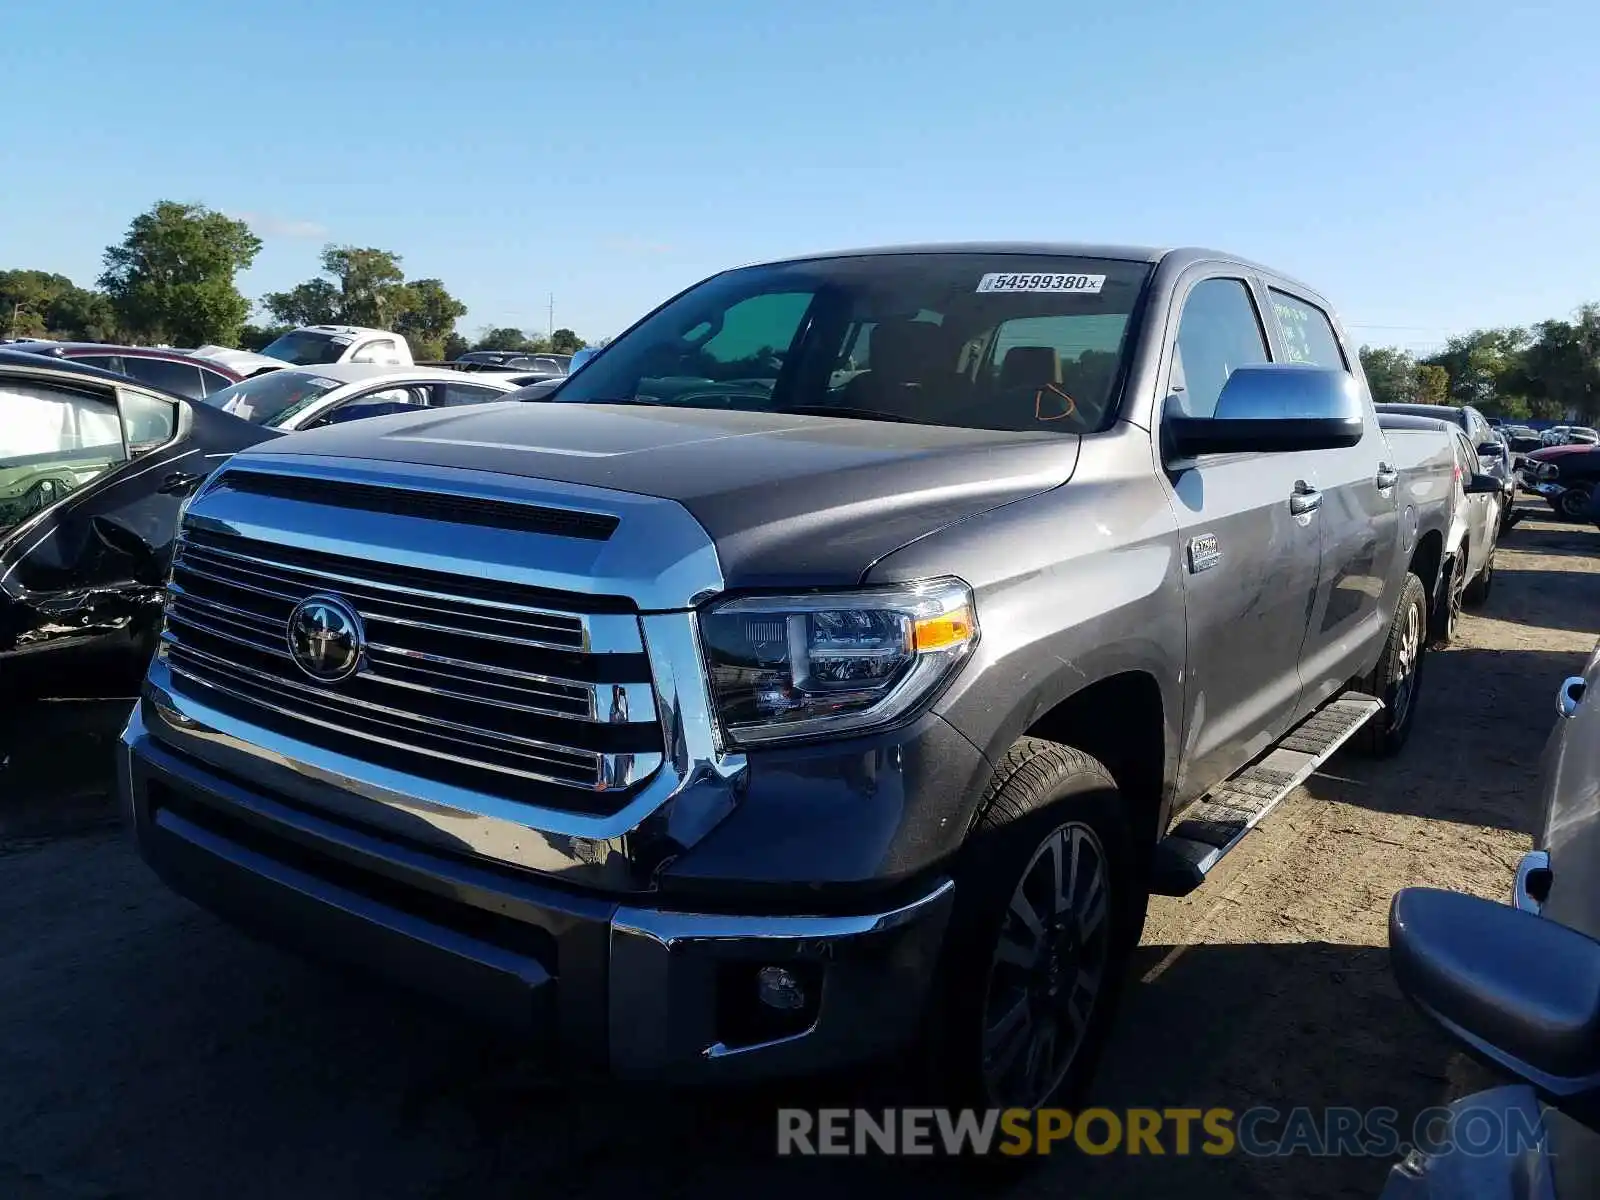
609, 880, 955, 1076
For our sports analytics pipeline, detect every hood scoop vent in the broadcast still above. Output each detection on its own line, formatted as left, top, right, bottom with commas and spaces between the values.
215, 470, 621, 541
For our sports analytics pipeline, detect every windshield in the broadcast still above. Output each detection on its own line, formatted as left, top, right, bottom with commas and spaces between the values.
555, 253, 1152, 433
260, 330, 349, 365
203, 371, 342, 425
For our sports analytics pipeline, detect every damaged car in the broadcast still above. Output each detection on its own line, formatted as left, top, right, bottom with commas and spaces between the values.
0, 350, 272, 699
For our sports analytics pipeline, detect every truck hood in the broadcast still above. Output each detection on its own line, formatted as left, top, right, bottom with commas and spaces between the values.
242, 402, 1081, 587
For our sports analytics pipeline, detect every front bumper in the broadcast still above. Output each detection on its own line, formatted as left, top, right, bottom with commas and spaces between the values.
119, 702, 955, 1079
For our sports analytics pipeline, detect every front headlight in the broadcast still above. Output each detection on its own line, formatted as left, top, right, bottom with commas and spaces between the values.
698, 578, 978, 746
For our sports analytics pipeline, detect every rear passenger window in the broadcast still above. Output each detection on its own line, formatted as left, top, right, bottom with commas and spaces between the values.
1168, 278, 1270, 419
1269, 290, 1346, 369
200, 369, 236, 397
75, 354, 125, 376
122, 357, 206, 400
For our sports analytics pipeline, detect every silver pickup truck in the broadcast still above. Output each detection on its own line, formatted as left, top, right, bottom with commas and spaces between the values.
117, 244, 1505, 1110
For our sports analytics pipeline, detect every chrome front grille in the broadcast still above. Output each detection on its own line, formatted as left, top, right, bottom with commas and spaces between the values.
160, 527, 664, 813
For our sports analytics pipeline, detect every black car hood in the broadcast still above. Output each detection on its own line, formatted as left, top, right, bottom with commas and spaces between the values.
242, 402, 1081, 587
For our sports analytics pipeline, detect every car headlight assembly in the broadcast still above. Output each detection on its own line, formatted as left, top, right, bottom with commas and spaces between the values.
698, 578, 978, 746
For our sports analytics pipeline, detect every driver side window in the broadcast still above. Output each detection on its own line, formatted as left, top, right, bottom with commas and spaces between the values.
1168, 278, 1270, 419
1, 381, 127, 534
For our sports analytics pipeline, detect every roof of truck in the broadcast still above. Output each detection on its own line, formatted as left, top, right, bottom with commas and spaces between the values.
734, 244, 1322, 295
744, 242, 1286, 269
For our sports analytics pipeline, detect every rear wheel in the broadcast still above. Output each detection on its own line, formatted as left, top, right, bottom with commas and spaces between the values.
1361, 572, 1428, 757
1464, 542, 1495, 606
1433, 551, 1466, 646
929, 739, 1136, 1111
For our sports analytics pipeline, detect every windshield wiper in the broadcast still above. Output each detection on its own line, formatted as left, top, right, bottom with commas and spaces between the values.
784, 405, 919, 424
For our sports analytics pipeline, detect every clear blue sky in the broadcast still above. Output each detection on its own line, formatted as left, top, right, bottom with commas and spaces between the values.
2, 0, 1596, 351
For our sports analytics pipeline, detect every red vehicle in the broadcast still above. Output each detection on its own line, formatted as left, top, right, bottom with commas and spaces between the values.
5, 341, 242, 401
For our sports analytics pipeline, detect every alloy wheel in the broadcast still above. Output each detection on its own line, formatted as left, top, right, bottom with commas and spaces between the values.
1447, 558, 1465, 639
1392, 594, 1423, 728
981, 821, 1112, 1109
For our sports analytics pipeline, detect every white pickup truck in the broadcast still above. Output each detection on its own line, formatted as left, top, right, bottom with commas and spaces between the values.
253, 325, 414, 369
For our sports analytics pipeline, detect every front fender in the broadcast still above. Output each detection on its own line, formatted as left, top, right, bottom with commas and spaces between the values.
868, 428, 1186, 834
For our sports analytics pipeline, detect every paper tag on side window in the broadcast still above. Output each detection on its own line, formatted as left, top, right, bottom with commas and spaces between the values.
976, 272, 1105, 294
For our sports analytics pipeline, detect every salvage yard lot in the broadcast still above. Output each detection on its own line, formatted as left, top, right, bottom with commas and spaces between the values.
1, 516, 1595, 1200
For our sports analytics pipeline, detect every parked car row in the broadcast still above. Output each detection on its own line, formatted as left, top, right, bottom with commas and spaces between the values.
1541, 424, 1600, 446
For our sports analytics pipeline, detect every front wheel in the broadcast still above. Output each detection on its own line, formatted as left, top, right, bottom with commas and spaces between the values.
1361, 572, 1429, 757
928, 739, 1136, 1111
1558, 485, 1594, 522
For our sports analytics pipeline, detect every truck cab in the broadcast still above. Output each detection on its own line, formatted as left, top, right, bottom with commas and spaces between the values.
257, 325, 413, 369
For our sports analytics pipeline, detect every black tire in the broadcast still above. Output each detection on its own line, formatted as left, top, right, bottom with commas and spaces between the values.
927, 738, 1137, 1111
1463, 542, 1494, 606
1360, 572, 1429, 757
1432, 550, 1466, 647
1558, 485, 1594, 522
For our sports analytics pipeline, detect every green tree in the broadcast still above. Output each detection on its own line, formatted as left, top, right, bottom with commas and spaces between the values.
261, 278, 339, 327
393, 278, 468, 361
237, 323, 290, 352
98, 201, 261, 345
473, 326, 539, 352
1358, 346, 1419, 406
0, 270, 119, 341
1414, 363, 1450, 405
1, 269, 72, 337
443, 331, 471, 360
321, 245, 407, 327
1517, 306, 1600, 424
1422, 328, 1528, 410
262, 249, 468, 357
548, 328, 584, 355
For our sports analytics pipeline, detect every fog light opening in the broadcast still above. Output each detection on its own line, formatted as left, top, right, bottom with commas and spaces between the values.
715, 961, 823, 1049
756, 965, 807, 1011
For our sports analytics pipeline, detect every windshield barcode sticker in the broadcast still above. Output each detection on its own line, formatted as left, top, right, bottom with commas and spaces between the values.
976, 272, 1106, 294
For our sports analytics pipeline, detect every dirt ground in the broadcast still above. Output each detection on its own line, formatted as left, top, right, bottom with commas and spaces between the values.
0, 513, 1595, 1200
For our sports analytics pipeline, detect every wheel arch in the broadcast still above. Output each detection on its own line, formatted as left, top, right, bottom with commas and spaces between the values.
1408, 527, 1444, 602
999, 671, 1170, 865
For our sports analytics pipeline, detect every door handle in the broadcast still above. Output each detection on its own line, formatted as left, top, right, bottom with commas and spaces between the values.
1289, 481, 1322, 516
1376, 463, 1399, 492
157, 471, 204, 497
